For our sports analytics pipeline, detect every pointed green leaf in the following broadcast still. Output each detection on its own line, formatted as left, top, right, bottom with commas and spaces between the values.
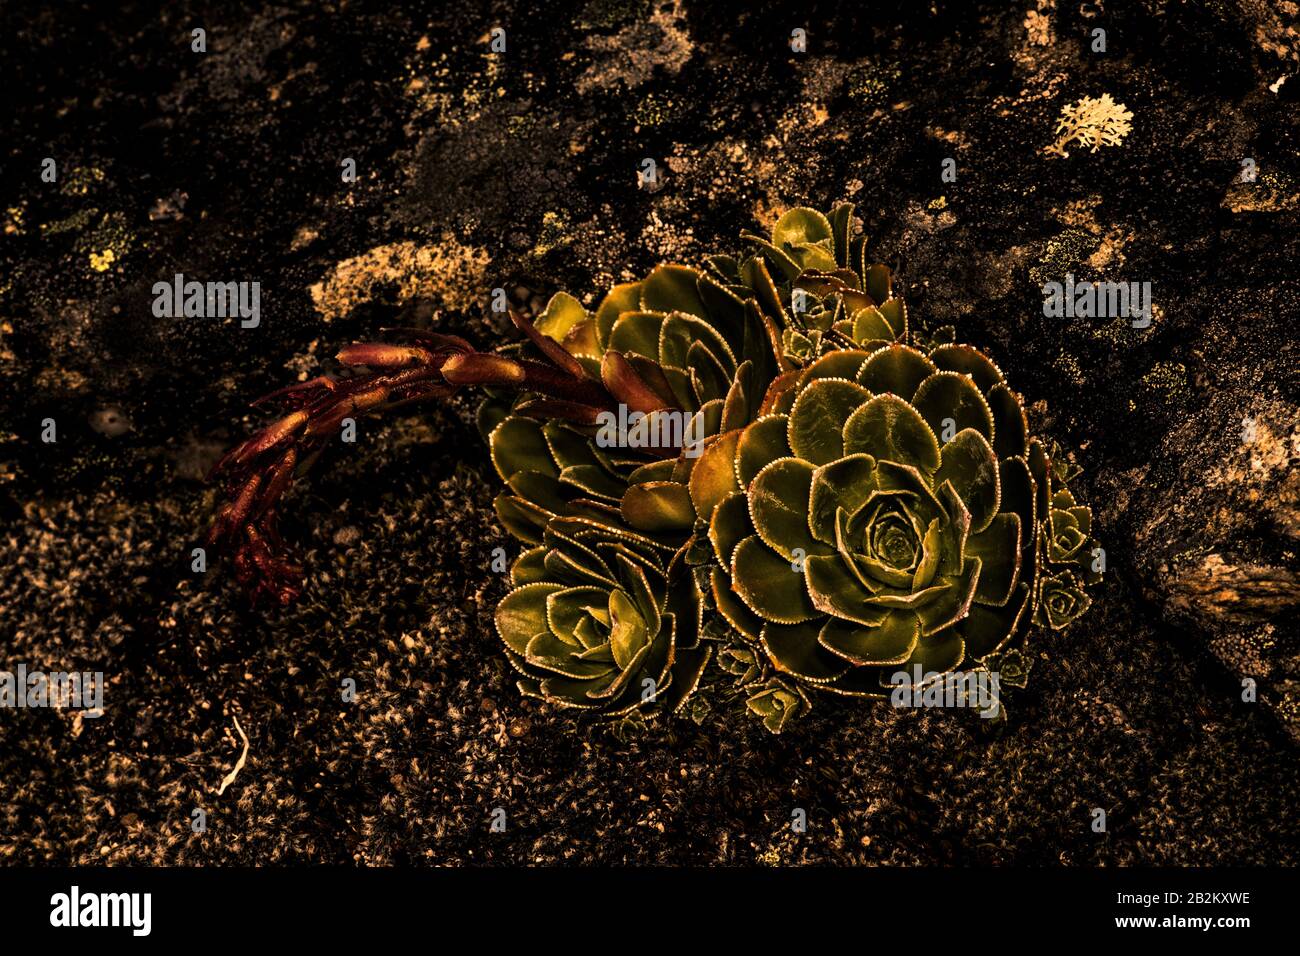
748, 457, 832, 559
688, 429, 742, 523
988, 383, 1029, 459
659, 310, 737, 374
495, 493, 549, 544
620, 481, 695, 531
929, 344, 1004, 393
772, 207, 835, 249
828, 203, 854, 267
594, 282, 642, 350
933, 428, 1001, 534
851, 306, 894, 343
533, 291, 589, 344
490, 416, 558, 481
915, 557, 982, 636
805, 553, 894, 628
497, 582, 563, 656
606, 587, 647, 671
808, 453, 878, 545
737, 414, 792, 487
897, 627, 965, 675
641, 264, 709, 318
711, 567, 763, 640
608, 310, 667, 362
709, 491, 753, 567
967, 513, 1021, 607
866, 263, 891, 303
510, 546, 549, 586
760, 621, 851, 683
795, 349, 872, 390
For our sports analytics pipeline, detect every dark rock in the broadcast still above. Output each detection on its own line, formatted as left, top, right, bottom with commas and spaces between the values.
1, 0, 1297, 866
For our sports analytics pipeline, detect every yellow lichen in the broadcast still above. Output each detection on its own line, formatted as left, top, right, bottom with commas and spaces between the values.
309, 237, 491, 322
1024, 7, 1054, 47
1044, 93, 1133, 158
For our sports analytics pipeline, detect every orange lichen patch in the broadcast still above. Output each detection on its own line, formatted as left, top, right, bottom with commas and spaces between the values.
1222, 169, 1300, 213
1085, 230, 1133, 269
289, 224, 320, 252
1199, 404, 1300, 541
927, 126, 968, 149
576, 0, 693, 94
1053, 195, 1134, 271
88, 249, 117, 272
1254, 7, 1300, 65
1170, 553, 1300, 622
1218, 408, 1300, 488
60, 167, 106, 197
309, 237, 490, 322
35, 367, 90, 395
750, 197, 786, 234
1024, 9, 1054, 47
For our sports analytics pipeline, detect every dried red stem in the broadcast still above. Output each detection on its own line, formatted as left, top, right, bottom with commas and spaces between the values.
208, 314, 613, 607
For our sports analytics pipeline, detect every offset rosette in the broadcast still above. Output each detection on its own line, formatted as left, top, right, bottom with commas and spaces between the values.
484, 411, 641, 545
587, 262, 787, 427
1031, 444, 1103, 630
706, 342, 1045, 696
481, 263, 792, 546
496, 515, 711, 717
705, 204, 908, 364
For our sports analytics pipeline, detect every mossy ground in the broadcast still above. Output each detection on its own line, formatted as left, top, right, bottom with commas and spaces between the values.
2, 1, 1297, 864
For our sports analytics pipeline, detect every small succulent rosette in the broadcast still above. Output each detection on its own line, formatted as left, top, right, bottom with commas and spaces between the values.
1032, 449, 1103, 630
496, 515, 710, 717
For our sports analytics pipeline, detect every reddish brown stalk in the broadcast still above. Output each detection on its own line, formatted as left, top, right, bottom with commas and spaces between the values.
207, 316, 613, 607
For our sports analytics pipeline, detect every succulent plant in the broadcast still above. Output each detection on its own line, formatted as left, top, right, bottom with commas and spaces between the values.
700, 342, 1046, 698
1031, 446, 1103, 629
497, 513, 710, 716
210, 201, 1103, 733
705, 206, 908, 364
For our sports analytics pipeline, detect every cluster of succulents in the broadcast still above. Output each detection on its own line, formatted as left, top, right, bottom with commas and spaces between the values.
211, 203, 1102, 732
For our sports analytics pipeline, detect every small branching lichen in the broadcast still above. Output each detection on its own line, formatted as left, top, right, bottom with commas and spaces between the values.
1044, 93, 1134, 158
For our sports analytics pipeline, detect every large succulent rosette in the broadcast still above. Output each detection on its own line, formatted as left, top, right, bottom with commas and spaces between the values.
704, 342, 1048, 696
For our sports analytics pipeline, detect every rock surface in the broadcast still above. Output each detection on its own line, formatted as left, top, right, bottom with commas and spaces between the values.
1, 0, 1297, 864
